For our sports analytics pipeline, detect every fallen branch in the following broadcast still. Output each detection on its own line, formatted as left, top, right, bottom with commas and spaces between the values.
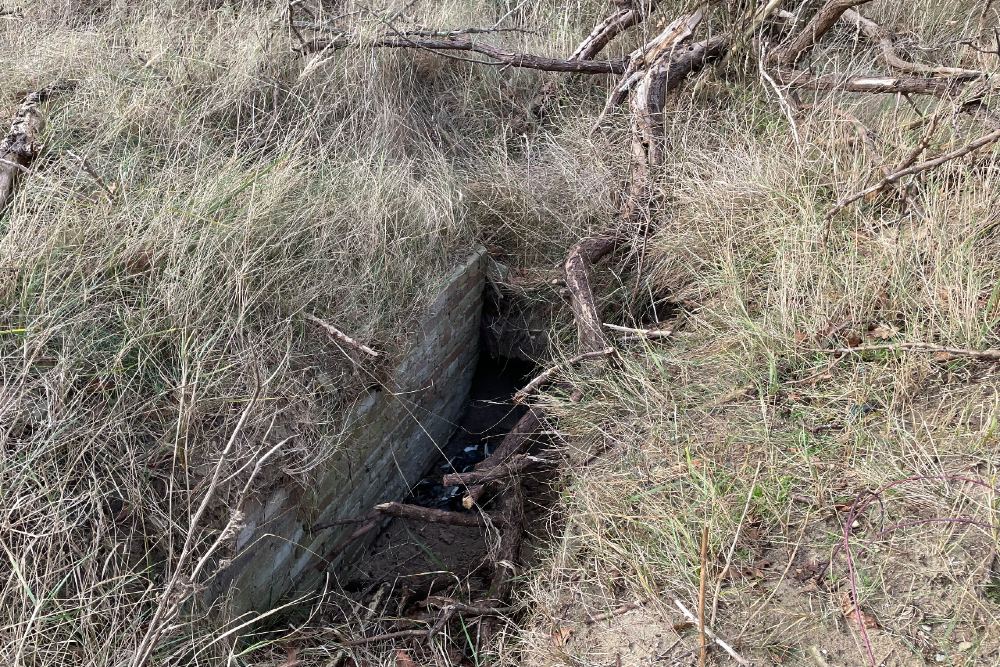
815, 341, 1000, 362
604, 322, 674, 340
441, 454, 548, 487
774, 69, 983, 97
570, 1, 657, 62
565, 237, 619, 354
826, 125, 1000, 221
461, 409, 543, 509
374, 501, 502, 527
0, 91, 48, 209
842, 8, 986, 78
513, 347, 615, 404
305, 312, 380, 358
301, 32, 625, 74
768, 0, 874, 68
674, 599, 750, 666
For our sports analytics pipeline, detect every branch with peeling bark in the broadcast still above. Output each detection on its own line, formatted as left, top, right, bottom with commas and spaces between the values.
301, 31, 626, 73
1, 91, 48, 210
842, 8, 987, 78
768, 0, 874, 68
570, 0, 657, 62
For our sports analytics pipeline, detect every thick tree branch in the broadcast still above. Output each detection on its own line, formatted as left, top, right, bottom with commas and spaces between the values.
842, 9, 986, 78
0, 91, 47, 210
570, 1, 658, 62
302, 33, 626, 74
768, 0, 874, 68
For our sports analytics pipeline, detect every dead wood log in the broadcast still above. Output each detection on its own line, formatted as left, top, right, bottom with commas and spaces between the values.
768, 0, 874, 68
842, 8, 986, 78
0, 91, 47, 210
570, 1, 657, 62
374, 502, 503, 527
301, 33, 626, 74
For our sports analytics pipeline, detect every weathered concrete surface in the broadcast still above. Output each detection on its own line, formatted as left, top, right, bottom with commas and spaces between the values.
215, 249, 486, 612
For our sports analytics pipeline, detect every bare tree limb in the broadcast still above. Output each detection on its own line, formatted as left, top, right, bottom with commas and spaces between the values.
461, 408, 543, 509
0, 91, 47, 210
514, 347, 615, 403
570, 1, 658, 62
773, 69, 983, 97
842, 8, 987, 78
301, 32, 626, 74
441, 454, 549, 487
374, 502, 503, 527
826, 125, 1000, 221
768, 0, 874, 68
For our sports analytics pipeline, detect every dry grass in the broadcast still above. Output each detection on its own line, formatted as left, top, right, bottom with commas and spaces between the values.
4, 0, 1000, 665
0, 0, 617, 664
520, 3, 1000, 665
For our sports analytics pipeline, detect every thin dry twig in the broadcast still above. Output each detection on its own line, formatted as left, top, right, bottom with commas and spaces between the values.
305, 312, 380, 358
513, 347, 615, 403
674, 599, 750, 666
815, 341, 1000, 361
825, 125, 1000, 224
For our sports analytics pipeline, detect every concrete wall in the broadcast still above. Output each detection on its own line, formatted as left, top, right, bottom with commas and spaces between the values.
214, 249, 486, 613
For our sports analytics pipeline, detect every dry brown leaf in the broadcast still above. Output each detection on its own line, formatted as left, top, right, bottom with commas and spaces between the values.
395, 649, 419, 667
278, 647, 301, 667
794, 330, 810, 344
840, 592, 879, 630
550, 625, 574, 646
870, 323, 898, 340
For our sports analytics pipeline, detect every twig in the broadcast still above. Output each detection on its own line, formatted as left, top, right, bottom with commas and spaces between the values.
67, 150, 116, 201
304, 312, 380, 358
513, 347, 614, 403
585, 599, 647, 624
374, 501, 503, 527
674, 599, 750, 666
341, 628, 428, 646
825, 125, 1000, 223
814, 341, 1000, 361
603, 323, 674, 339
698, 525, 709, 667
842, 9, 985, 78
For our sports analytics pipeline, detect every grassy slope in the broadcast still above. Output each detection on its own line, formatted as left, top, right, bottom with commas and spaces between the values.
521, 3, 1000, 666
3, 0, 1000, 666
